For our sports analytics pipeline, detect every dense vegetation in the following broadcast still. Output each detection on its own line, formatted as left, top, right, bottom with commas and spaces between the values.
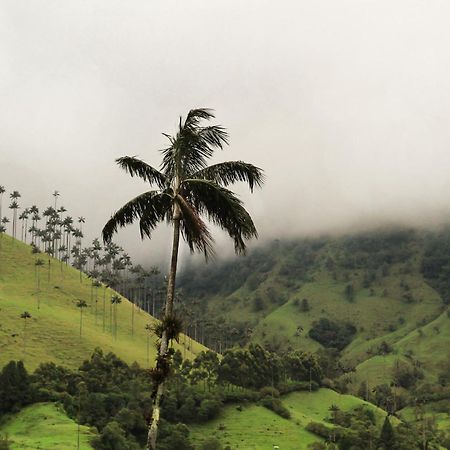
2, 347, 449, 449
0, 348, 320, 449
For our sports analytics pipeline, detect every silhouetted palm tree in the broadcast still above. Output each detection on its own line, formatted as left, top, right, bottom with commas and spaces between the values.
110, 294, 122, 339
76, 299, 88, 337
102, 108, 263, 449
1, 217, 9, 235
0, 224, 6, 250
53, 190, 60, 208
92, 278, 102, 325
34, 258, 45, 309
20, 311, 32, 357
0, 186, 5, 224
78, 216, 85, 233
9, 191, 21, 239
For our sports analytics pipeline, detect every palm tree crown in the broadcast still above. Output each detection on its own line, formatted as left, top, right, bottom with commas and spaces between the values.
102, 108, 263, 256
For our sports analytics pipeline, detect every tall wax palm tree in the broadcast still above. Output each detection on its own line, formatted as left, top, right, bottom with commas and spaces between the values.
102, 108, 264, 449
9, 191, 21, 239
76, 299, 88, 337
78, 216, 85, 233
20, 311, 32, 357
22, 208, 30, 242
9, 201, 19, 239
0, 186, 5, 222
92, 279, 102, 325
34, 258, 45, 309
110, 294, 122, 339
1, 217, 9, 230
0, 224, 5, 250
53, 190, 60, 209
29, 206, 40, 245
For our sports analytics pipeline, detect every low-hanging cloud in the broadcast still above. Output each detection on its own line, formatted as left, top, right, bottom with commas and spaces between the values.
2, 0, 450, 269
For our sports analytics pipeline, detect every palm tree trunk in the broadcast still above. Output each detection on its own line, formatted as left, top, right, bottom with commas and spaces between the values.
103, 287, 106, 332
147, 211, 181, 450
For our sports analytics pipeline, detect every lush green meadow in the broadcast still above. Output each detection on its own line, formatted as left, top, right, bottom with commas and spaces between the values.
0, 403, 95, 449
190, 388, 386, 449
0, 234, 204, 371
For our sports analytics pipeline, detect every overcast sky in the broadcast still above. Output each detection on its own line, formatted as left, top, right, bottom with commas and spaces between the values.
2, 1, 450, 266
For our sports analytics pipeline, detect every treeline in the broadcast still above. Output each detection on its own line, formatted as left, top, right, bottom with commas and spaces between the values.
0, 346, 322, 450
2, 349, 449, 450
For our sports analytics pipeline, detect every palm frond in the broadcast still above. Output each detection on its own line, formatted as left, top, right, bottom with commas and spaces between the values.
176, 195, 214, 259
102, 191, 172, 243
198, 125, 229, 148
160, 112, 229, 179
184, 108, 215, 128
116, 156, 167, 189
182, 180, 257, 254
192, 161, 264, 192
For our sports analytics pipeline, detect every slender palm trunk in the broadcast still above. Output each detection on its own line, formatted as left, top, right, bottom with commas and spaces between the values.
147, 212, 181, 450
114, 303, 117, 339
102, 287, 106, 332
94, 289, 98, 325
131, 301, 134, 336
23, 320, 27, 357
146, 332, 150, 367
109, 297, 113, 334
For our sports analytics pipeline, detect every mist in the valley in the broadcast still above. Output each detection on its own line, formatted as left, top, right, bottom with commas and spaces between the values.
2, 1, 450, 270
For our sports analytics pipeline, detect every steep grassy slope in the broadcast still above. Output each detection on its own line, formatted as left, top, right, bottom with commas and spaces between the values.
179, 228, 450, 390
189, 388, 387, 449
0, 234, 203, 370
0, 403, 95, 449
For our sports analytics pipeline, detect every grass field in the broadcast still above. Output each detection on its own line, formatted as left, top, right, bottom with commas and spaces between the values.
0, 403, 95, 449
189, 388, 387, 450
0, 234, 204, 371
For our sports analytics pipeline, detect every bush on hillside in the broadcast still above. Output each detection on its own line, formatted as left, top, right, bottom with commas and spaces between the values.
259, 386, 280, 398
260, 396, 291, 419
200, 438, 222, 450
0, 436, 11, 450
0, 361, 34, 415
309, 318, 356, 351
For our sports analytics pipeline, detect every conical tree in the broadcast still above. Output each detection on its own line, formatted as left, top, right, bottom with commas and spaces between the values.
102, 108, 264, 449
379, 415, 396, 450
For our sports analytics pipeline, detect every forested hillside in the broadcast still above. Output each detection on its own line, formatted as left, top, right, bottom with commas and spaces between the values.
179, 227, 450, 394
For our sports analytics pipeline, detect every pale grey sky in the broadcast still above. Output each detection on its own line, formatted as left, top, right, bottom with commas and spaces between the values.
2, 1, 450, 265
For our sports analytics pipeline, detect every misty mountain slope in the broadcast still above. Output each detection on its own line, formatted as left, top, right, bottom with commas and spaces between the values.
0, 234, 203, 370
179, 228, 450, 389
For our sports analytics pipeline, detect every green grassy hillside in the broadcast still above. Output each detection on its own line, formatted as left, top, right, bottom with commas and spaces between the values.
0, 403, 95, 449
179, 228, 450, 391
189, 388, 387, 450
0, 234, 203, 370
